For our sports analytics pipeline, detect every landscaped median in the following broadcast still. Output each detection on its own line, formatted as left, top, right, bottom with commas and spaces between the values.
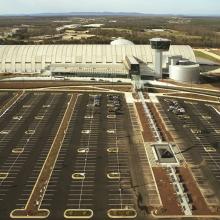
64, 209, 93, 219
10, 209, 50, 219
107, 209, 137, 219
0, 172, 8, 180
10, 94, 78, 219
107, 172, 120, 180
12, 147, 24, 154
72, 173, 85, 180
135, 102, 155, 142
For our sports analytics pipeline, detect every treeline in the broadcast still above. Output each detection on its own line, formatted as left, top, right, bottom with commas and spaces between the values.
1, 35, 220, 48
1, 16, 220, 47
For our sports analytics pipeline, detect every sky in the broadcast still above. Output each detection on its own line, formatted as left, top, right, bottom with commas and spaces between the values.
0, 0, 220, 16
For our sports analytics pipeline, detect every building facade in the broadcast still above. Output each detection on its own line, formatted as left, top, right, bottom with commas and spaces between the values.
0, 44, 196, 79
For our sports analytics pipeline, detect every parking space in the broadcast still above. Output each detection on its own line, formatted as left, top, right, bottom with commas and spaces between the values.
106, 95, 135, 212
158, 97, 220, 207
0, 91, 14, 109
64, 94, 99, 213
0, 93, 45, 165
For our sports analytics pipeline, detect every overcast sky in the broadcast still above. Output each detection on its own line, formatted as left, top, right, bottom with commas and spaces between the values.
0, 0, 219, 15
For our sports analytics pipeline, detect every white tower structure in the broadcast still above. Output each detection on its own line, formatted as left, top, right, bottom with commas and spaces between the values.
150, 38, 171, 79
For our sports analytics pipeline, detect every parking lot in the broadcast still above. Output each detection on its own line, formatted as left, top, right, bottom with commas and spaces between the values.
0, 91, 70, 219
0, 91, 152, 220
158, 97, 220, 207
3, 88, 219, 218
40, 93, 149, 220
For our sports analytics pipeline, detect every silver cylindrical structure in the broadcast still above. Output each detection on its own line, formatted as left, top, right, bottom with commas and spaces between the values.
169, 64, 200, 83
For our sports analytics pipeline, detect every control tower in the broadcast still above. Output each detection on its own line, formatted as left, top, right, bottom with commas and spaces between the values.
150, 38, 171, 79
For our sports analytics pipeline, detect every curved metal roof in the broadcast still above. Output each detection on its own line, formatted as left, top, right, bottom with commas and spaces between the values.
0, 44, 196, 73
110, 38, 135, 46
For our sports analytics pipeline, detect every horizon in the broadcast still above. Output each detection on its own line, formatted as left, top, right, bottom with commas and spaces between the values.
0, 11, 220, 17
0, 0, 220, 16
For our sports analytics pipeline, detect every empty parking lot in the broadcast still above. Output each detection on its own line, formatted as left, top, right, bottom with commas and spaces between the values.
0, 91, 152, 220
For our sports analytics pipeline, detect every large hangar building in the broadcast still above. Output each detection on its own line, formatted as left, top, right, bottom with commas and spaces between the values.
0, 39, 198, 81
